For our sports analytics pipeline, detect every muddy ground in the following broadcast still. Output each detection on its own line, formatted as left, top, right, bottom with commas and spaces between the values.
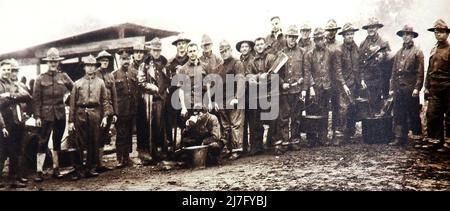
6, 139, 450, 191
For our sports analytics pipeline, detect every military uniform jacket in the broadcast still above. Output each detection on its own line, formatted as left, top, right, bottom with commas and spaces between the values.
138, 55, 170, 100
199, 52, 223, 75
299, 38, 314, 53
96, 68, 118, 116
32, 71, 73, 121
0, 79, 32, 126
69, 75, 110, 123
266, 31, 286, 54
359, 33, 391, 83
280, 44, 306, 94
112, 66, 138, 117
390, 42, 424, 91
304, 47, 346, 90
177, 60, 208, 108
339, 42, 361, 88
215, 57, 246, 102
186, 112, 221, 142
425, 40, 450, 91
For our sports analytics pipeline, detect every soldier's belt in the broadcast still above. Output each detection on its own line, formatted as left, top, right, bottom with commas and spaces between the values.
77, 104, 100, 109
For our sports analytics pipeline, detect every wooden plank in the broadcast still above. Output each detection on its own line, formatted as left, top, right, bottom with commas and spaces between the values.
13, 58, 40, 66
34, 36, 145, 58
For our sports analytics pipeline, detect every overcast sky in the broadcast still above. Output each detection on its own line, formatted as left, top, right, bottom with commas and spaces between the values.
0, 0, 449, 80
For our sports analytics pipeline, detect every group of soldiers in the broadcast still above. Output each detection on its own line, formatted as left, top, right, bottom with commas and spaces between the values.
0, 16, 449, 189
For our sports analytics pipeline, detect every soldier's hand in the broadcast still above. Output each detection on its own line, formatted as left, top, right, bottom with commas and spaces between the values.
361, 80, 367, 90
68, 123, 75, 131
309, 87, 316, 98
2, 128, 8, 138
181, 107, 188, 117
260, 73, 268, 80
301, 91, 307, 102
389, 90, 394, 97
35, 118, 42, 127
424, 89, 430, 100
412, 89, 419, 98
282, 83, 290, 90
112, 115, 118, 124
100, 117, 108, 128
343, 85, 351, 96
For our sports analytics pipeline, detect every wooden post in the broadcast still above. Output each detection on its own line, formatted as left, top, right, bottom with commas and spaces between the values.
36, 62, 41, 75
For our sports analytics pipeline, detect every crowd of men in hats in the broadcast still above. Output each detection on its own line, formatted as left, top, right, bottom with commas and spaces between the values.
0, 16, 449, 189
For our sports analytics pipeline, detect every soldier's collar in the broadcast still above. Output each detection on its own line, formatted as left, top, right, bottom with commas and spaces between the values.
272, 30, 283, 39
45, 70, 57, 76
85, 74, 96, 80
344, 41, 356, 49
176, 52, 187, 59
368, 33, 380, 42
202, 51, 213, 58
240, 53, 251, 61
437, 40, 449, 48
188, 59, 200, 66
403, 41, 414, 49
254, 51, 267, 59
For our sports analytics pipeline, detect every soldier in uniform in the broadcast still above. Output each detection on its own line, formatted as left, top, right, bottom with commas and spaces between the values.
199, 34, 223, 75
248, 37, 277, 154
236, 39, 255, 154
266, 16, 286, 55
304, 28, 349, 145
8, 58, 32, 183
95, 50, 117, 172
113, 49, 138, 168
0, 110, 6, 188
131, 43, 147, 70
423, 19, 450, 152
359, 17, 391, 116
337, 23, 361, 143
325, 19, 344, 142
180, 105, 223, 165
68, 55, 110, 179
177, 43, 211, 119
0, 59, 31, 188
275, 25, 306, 152
166, 34, 191, 151
136, 37, 170, 164
299, 24, 314, 53
32, 48, 73, 182
388, 25, 424, 146
216, 40, 246, 160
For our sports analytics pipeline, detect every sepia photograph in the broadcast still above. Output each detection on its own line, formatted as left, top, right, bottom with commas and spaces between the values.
0, 0, 449, 199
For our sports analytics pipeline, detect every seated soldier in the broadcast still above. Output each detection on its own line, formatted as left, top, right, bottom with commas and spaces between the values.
179, 104, 224, 166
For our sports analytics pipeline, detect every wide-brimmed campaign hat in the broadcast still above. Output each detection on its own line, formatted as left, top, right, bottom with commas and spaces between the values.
396, 25, 419, 38
82, 55, 97, 65
362, 17, 384, 30
285, 25, 300, 37
338, 23, 359, 35
96, 50, 113, 60
42, 47, 64, 61
235, 40, 255, 52
427, 19, 450, 33
325, 19, 341, 31
145, 37, 163, 50
171, 33, 191, 46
